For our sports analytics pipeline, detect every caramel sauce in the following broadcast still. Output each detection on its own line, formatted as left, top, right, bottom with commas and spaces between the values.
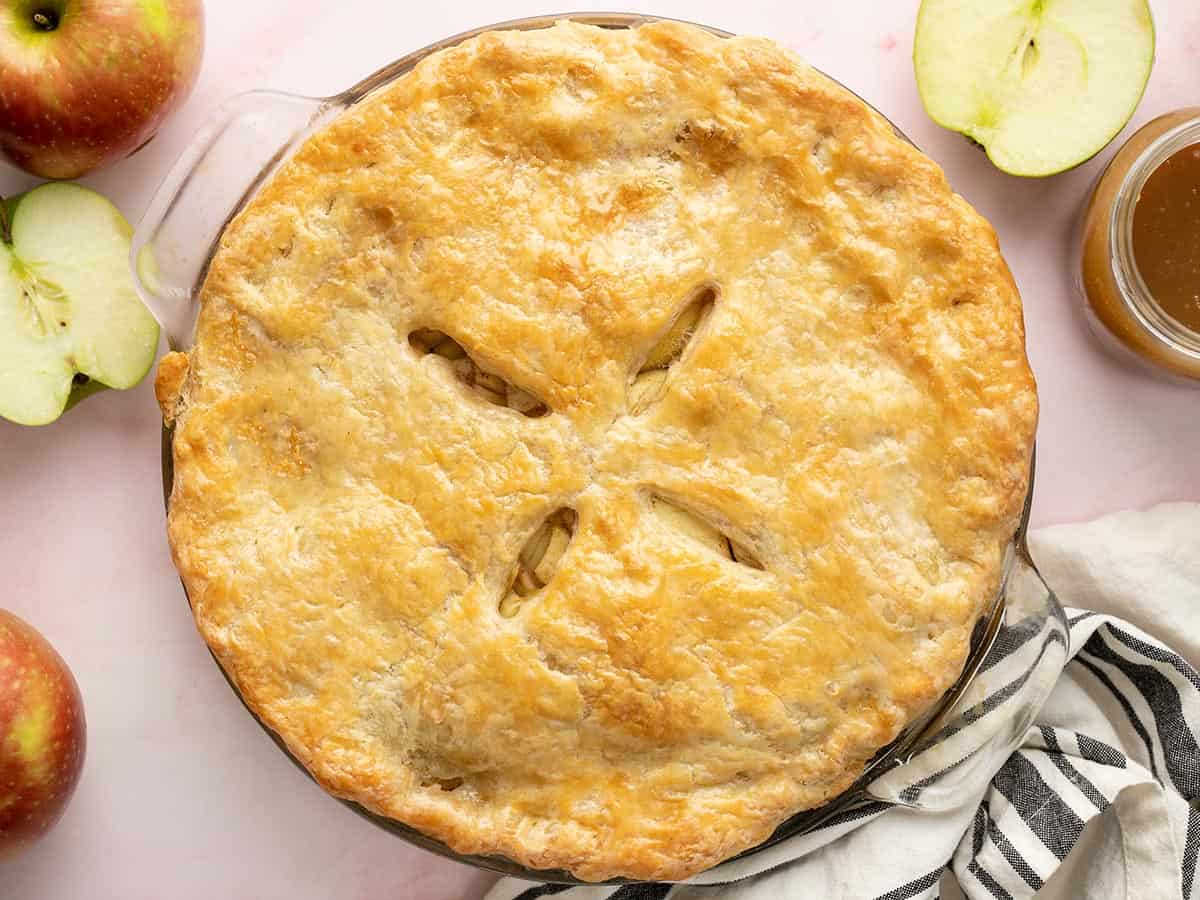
1079, 108, 1200, 380
1132, 143, 1200, 333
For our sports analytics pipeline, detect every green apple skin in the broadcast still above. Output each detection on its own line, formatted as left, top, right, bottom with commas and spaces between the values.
63, 373, 109, 411
0, 610, 86, 860
0, 0, 204, 180
914, 0, 1155, 177
0, 183, 160, 426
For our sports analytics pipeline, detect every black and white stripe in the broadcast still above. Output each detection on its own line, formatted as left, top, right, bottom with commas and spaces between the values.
1036, 727, 1109, 812
874, 867, 944, 900
1185, 804, 1200, 900
511, 883, 576, 897
608, 886, 672, 900
512, 885, 573, 899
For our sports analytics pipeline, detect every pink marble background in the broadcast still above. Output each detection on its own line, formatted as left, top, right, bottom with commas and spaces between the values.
1, 1, 1197, 897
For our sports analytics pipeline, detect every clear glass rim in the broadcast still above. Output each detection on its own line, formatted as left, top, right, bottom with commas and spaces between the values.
1109, 117, 1200, 362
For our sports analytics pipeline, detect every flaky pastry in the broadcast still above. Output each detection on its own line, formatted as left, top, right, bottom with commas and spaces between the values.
157, 20, 1037, 882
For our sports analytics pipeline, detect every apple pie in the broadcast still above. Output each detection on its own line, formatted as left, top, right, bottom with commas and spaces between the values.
156, 20, 1037, 882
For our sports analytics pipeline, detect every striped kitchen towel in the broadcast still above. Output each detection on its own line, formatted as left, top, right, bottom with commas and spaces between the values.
487, 503, 1200, 900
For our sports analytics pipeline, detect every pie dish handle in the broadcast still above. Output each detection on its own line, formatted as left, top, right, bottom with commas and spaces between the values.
867, 542, 1069, 811
131, 90, 337, 350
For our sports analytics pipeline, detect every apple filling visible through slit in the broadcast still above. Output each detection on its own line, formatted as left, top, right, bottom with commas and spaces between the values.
649, 494, 763, 569
629, 285, 716, 413
409, 328, 548, 416
500, 508, 577, 617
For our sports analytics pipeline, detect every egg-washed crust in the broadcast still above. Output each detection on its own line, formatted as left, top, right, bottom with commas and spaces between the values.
158, 21, 1036, 882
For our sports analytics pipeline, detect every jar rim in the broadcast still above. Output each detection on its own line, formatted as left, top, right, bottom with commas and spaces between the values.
1109, 116, 1200, 363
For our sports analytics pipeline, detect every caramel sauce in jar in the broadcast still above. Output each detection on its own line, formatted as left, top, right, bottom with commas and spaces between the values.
1080, 109, 1200, 382
1132, 143, 1200, 333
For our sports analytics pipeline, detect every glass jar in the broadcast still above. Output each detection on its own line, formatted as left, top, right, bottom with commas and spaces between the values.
1079, 108, 1200, 383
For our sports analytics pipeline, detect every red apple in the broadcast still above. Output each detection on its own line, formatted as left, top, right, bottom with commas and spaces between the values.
0, 610, 86, 858
0, 0, 205, 179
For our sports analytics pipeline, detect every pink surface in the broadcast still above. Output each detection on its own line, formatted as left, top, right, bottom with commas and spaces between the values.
1, 1, 1197, 897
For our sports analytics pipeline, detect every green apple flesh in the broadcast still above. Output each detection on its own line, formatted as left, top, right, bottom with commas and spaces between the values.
0, 183, 159, 426
914, 0, 1154, 177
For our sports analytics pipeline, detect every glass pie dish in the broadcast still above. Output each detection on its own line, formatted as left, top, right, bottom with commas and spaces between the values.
138, 12, 1068, 885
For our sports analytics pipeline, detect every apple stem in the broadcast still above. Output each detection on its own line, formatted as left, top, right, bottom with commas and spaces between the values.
0, 195, 10, 246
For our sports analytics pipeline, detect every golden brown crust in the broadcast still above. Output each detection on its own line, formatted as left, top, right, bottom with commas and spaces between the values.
155, 351, 190, 424
160, 21, 1037, 881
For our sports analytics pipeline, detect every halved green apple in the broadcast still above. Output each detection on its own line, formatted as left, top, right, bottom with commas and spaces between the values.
915, 0, 1155, 177
0, 183, 159, 425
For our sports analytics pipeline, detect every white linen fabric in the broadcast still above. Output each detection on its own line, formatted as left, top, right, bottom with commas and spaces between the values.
486, 502, 1200, 900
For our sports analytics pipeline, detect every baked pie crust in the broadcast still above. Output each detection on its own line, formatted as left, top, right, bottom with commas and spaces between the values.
157, 20, 1037, 882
